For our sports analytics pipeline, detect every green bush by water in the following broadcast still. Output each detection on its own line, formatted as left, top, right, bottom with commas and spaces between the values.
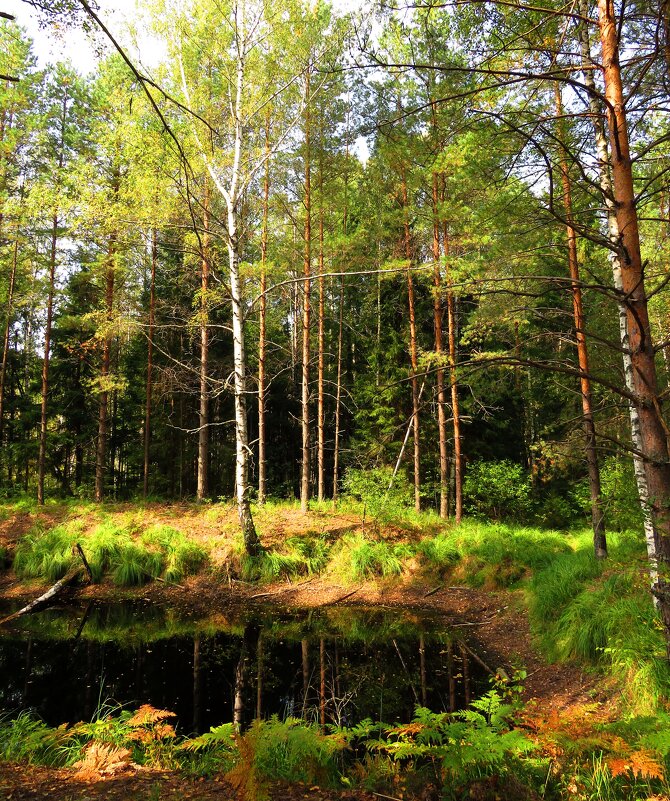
463, 460, 533, 521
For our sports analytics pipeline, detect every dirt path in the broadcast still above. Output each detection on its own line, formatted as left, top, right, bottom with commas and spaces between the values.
0, 763, 382, 801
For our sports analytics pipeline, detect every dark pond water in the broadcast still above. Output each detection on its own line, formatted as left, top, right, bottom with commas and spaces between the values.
0, 601, 489, 733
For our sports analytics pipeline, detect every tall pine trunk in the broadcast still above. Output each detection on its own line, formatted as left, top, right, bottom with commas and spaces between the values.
598, 0, 670, 634
95, 233, 117, 503
258, 113, 270, 505
0, 230, 18, 457
555, 84, 607, 559
400, 165, 421, 513
442, 213, 463, 522
317, 145, 326, 503
432, 173, 448, 519
577, 0, 656, 577
37, 212, 59, 505
301, 67, 311, 513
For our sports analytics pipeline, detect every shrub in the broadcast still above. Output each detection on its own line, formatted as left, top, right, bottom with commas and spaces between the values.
342, 467, 413, 521
463, 460, 532, 522
600, 457, 643, 532
228, 717, 346, 798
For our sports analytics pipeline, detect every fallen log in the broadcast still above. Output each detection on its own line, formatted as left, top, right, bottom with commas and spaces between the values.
250, 577, 316, 599
0, 545, 92, 627
324, 586, 361, 605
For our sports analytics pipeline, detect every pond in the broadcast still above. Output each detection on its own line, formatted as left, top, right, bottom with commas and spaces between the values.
0, 601, 490, 733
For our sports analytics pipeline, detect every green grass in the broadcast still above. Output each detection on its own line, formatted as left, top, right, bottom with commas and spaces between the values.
0, 711, 70, 766
328, 533, 414, 580
12, 518, 209, 587
525, 531, 668, 713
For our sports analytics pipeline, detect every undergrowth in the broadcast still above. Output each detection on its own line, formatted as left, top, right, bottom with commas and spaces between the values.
4, 693, 670, 801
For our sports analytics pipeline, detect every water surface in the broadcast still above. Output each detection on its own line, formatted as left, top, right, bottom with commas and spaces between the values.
0, 601, 488, 732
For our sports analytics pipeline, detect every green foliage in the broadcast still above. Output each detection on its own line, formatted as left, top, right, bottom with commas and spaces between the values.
599, 458, 644, 532
349, 696, 536, 797
463, 460, 533, 521
342, 467, 413, 521
230, 717, 346, 795
177, 723, 238, 777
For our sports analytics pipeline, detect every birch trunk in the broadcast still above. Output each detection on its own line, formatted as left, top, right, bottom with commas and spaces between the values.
143, 228, 157, 498
577, 0, 656, 576
227, 10, 261, 554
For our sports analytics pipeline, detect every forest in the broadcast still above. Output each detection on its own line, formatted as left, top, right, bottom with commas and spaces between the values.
2, 0, 670, 798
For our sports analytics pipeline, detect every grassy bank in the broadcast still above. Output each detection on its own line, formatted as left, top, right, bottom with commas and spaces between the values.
0, 498, 666, 713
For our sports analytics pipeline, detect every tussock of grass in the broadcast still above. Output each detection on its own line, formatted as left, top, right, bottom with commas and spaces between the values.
13, 519, 209, 587
527, 549, 603, 623
13, 521, 85, 581
285, 535, 330, 574
239, 549, 304, 582
142, 525, 208, 584
328, 533, 413, 580
0, 711, 69, 766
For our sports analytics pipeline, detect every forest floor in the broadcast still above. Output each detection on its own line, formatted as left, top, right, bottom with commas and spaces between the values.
0, 500, 636, 800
